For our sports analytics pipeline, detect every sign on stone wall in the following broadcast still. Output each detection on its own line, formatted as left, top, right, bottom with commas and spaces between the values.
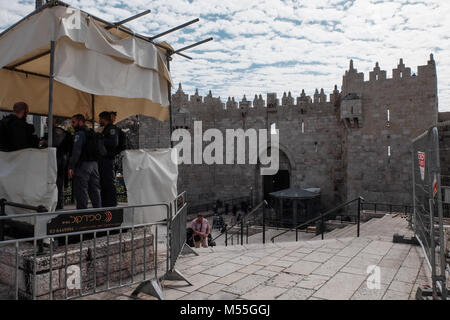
418, 151, 426, 181
47, 208, 124, 235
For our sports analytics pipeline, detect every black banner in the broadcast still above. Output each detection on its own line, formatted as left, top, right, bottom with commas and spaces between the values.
47, 208, 124, 235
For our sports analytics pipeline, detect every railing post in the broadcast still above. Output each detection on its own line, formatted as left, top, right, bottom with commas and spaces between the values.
240, 219, 244, 246
296, 227, 298, 242
374, 203, 377, 213
321, 214, 324, 240
225, 228, 228, 247
263, 205, 266, 244
0, 199, 5, 241
357, 197, 361, 237
246, 225, 249, 244
389, 204, 392, 214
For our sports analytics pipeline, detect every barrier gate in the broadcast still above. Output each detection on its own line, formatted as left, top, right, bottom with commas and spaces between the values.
412, 127, 448, 299
0, 192, 193, 300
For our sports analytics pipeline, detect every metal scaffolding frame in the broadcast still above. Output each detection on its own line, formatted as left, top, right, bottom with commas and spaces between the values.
1, 0, 213, 147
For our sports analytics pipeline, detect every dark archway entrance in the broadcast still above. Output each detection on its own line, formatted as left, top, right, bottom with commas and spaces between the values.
263, 170, 290, 201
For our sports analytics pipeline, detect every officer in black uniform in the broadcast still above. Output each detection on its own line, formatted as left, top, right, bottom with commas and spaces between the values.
98, 111, 119, 207
68, 114, 101, 209
41, 117, 73, 210
0, 102, 39, 152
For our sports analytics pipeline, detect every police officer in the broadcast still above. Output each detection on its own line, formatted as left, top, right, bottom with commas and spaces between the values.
41, 117, 73, 210
0, 102, 39, 152
98, 111, 119, 207
68, 114, 101, 209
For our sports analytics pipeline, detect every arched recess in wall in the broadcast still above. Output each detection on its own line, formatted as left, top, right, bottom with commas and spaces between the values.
255, 143, 296, 202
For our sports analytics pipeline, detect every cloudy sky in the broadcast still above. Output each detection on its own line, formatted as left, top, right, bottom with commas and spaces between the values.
2, 0, 450, 110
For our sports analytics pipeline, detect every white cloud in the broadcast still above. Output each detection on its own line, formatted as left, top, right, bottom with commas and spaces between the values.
1, 0, 449, 110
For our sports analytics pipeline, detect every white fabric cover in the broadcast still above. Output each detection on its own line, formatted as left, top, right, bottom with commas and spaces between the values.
0, 6, 171, 122
0, 148, 57, 233
122, 149, 178, 224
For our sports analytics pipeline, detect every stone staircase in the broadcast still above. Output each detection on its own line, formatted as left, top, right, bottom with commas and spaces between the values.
213, 212, 412, 246
312, 213, 412, 241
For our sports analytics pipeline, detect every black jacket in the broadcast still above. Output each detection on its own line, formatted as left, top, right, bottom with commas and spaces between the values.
102, 123, 119, 159
1, 114, 39, 152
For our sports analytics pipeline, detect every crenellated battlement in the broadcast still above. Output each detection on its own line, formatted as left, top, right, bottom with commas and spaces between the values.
172, 85, 339, 111
342, 54, 437, 95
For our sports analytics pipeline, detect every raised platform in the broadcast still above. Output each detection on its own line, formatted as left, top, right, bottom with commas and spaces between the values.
80, 215, 432, 300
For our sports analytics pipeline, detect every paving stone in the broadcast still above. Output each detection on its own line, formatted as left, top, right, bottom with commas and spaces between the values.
244, 250, 273, 258
263, 265, 285, 273
265, 272, 302, 288
378, 258, 403, 269
311, 255, 350, 277
382, 289, 410, 300
271, 249, 294, 258
384, 248, 410, 260
336, 245, 363, 258
240, 284, 287, 300
238, 264, 264, 274
303, 251, 334, 263
277, 287, 314, 300
254, 269, 279, 277
200, 257, 229, 267
222, 274, 269, 295
362, 241, 393, 256
280, 255, 303, 262
198, 282, 227, 295
269, 259, 295, 268
394, 267, 419, 284
208, 291, 239, 300
313, 272, 366, 300
229, 256, 260, 266
322, 240, 348, 250
173, 274, 218, 293
296, 274, 330, 290
162, 288, 188, 300
342, 252, 384, 275
201, 262, 243, 277
182, 264, 210, 276
307, 296, 325, 300
377, 267, 399, 285
215, 272, 248, 285
388, 280, 414, 294
179, 291, 211, 300
286, 252, 307, 259
284, 260, 321, 275
254, 256, 279, 266
294, 247, 315, 254
351, 283, 388, 300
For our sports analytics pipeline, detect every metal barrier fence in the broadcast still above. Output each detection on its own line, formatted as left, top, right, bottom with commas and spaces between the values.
412, 127, 447, 299
0, 194, 191, 300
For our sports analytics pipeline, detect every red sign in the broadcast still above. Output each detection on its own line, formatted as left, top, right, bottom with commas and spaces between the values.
418, 152, 425, 181
433, 174, 438, 198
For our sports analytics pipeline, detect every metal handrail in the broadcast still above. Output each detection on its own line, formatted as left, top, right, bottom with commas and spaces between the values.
361, 202, 413, 214
270, 197, 364, 243
213, 200, 267, 242
189, 195, 251, 214
0, 199, 48, 213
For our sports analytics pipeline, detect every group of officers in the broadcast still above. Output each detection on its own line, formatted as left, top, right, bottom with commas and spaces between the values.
0, 101, 125, 210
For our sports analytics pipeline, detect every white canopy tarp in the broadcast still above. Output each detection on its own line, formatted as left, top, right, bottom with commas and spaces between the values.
0, 5, 172, 122
0, 148, 58, 234
122, 149, 178, 224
